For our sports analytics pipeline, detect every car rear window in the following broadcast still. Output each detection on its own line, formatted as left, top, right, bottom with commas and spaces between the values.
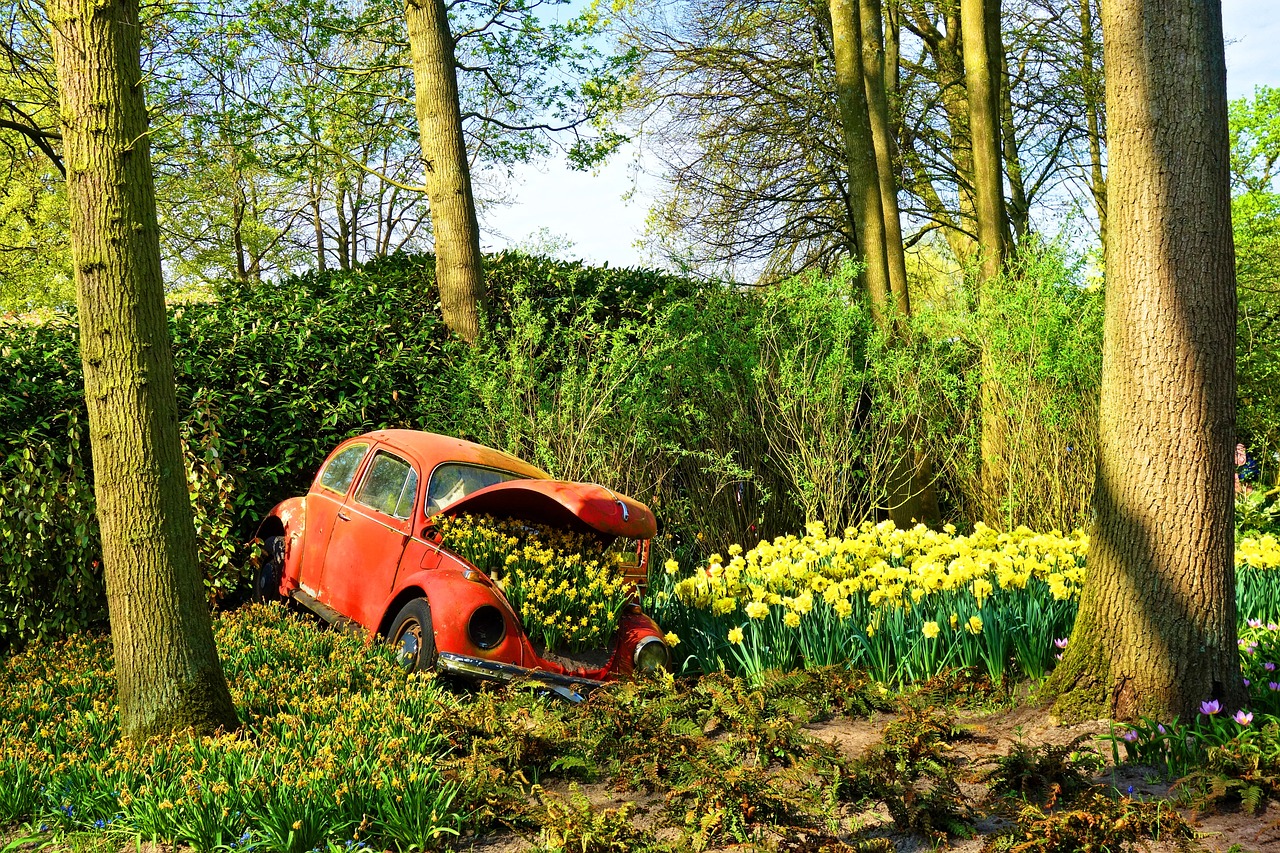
425, 463, 526, 514
318, 443, 368, 494
354, 452, 419, 519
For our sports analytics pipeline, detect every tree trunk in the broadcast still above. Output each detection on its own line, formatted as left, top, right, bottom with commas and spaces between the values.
405, 0, 486, 344
962, 0, 1011, 525
961, 0, 1006, 281
232, 179, 248, 282
311, 178, 327, 273
829, 0, 892, 325
1045, 0, 1241, 723
336, 186, 351, 270
859, 0, 940, 526
48, 0, 238, 743
999, 48, 1028, 243
860, 0, 910, 316
1080, 0, 1108, 253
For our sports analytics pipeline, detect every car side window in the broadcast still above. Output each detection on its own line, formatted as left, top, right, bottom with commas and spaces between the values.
353, 451, 418, 520
425, 463, 526, 515
318, 443, 369, 495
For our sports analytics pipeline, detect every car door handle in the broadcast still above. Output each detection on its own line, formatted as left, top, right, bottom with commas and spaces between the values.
337, 511, 351, 521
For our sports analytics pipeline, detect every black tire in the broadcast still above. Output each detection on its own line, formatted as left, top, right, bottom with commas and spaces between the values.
388, 597, 437, 672
253, 535, 285, 602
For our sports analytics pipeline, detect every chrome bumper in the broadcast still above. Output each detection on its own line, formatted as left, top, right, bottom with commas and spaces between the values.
436, 652, 604, 702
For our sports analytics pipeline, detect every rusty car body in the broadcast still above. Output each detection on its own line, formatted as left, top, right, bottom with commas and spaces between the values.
255, 429, 669, 697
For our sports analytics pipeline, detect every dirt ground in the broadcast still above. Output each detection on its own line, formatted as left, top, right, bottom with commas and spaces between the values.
462, 701, 1280, 852
6, 703, 1280, 853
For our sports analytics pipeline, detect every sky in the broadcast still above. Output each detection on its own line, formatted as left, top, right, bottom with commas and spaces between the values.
481, 1, 1280, 271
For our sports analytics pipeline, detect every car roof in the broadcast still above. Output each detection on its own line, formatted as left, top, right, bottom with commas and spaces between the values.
362, 429, 550, 480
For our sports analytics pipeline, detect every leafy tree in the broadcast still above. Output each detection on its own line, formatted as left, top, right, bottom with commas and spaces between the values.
1230, 85, 1280, 475
0, 0, 70, 311
48, 0, 237, 740
1046, 0, 1242, 721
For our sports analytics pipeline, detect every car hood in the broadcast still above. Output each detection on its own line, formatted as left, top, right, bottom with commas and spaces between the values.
436, 479, 657, 539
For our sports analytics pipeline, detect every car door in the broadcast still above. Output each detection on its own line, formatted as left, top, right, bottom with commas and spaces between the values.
299, 441, 371, 595
318, 447, 419, 630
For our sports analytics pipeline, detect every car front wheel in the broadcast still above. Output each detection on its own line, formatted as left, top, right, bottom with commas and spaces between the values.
388, 597, 437, 672
253, 535, 285, 602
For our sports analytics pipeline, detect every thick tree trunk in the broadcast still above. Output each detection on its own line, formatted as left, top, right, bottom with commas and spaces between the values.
829, 0, 892, 324
49, 0, 238, 742
405, 0, 486, 344
1045, 0, 1241, 723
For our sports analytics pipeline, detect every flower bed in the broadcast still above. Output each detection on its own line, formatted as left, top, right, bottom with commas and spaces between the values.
435, 514, 636, 653
650, 522, 1280, 684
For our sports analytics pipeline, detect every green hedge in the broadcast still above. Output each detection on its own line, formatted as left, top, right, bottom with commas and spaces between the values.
0, 252, 735, 646
2, 250, 999, 648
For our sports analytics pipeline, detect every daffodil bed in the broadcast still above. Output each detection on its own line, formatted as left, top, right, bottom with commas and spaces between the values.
648, 522, 1280, 686
434, 514, 636, 653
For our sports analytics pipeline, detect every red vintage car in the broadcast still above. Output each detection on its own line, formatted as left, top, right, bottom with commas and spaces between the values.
254, 429, 669, 698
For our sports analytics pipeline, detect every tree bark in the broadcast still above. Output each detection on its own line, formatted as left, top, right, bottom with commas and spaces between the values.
999, 48, 1028, 243
829, 0, 892, 325
405, 0, 486, 343
1045, 0, 1241, 722
961, 0, 1006, 281
961, 0, 1011, 525
48, 0, 238, 742
860, 0, 910, 316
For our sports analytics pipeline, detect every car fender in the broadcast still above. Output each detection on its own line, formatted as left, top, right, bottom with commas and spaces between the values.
380, 567, 542, 669
256, 496, 307, 594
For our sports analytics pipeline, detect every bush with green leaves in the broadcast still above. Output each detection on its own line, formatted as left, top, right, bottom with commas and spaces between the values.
0, 252, 716, 645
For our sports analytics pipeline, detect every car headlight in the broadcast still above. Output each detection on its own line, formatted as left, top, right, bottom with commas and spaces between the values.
468, 604, 506, 650
633, 636, 670, 672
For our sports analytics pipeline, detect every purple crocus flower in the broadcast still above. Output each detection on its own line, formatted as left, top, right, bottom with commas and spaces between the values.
1121, 728, 1139, 743
1249, 619, 1263, 628
1234, 710, 1254, 726
1266, 662, 1276, 672
1053, 637, 1069, 649
1244, 678, 1252, 687
1270, 682, 1280, 691
1200, 699, 1221, 716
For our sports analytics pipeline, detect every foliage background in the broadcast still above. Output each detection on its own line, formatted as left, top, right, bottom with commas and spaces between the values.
0, 244, 1119, 647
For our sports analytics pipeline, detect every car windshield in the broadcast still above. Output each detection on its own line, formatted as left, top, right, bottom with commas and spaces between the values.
425, 463, 527, 515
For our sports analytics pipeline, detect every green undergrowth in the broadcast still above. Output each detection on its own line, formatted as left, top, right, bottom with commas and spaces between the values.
0, 603, 1254, 852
